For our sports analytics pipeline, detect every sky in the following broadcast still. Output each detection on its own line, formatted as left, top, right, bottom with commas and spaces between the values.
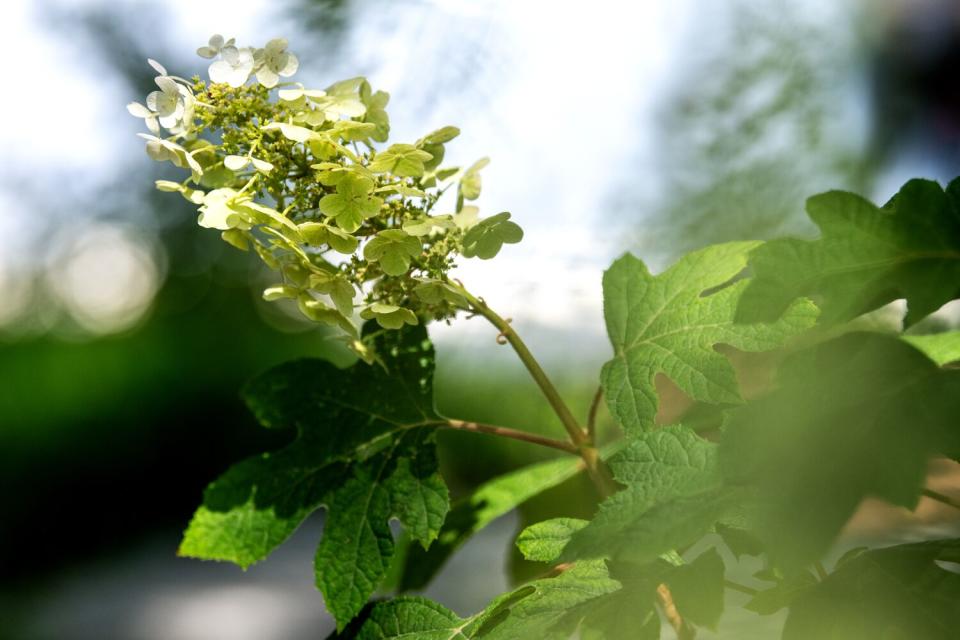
0, 0, 909, 353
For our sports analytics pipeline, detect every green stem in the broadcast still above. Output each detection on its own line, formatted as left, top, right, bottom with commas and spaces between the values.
450, 282, 617, 497
814, 561, 829, 581
923, 488, 960, 511
724, 579, 758, 596
586, 386, 603, 444
439, 419, 579, 454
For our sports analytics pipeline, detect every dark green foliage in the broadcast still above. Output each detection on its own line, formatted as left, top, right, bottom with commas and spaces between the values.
180, 323, 450, 628
721, 332, 960, 571
783, 539, 960, 639
738, 178, 960, 327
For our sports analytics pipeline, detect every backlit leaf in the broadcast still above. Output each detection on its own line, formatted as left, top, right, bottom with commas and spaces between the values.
601, 243, 818, 433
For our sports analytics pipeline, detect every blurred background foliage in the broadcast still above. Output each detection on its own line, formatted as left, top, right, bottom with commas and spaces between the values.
1, 0, 959, 638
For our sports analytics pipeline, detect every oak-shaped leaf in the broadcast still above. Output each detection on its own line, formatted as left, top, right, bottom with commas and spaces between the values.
601, 242, 818, 434
363, 230, 422, 276
319, 173, 383, 233
461, 212, 523, 259
737, 178, 960, 327
720, 332, 960, 571
783, 539, 960, 640
178, 324, 449, 629
563, 425, 741, 565
397, 450, 603, 592
355, 559, 619, 640
518, 512, 725, 638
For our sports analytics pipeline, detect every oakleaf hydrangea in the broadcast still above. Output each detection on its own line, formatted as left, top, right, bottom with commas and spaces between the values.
129, 35, 523, 351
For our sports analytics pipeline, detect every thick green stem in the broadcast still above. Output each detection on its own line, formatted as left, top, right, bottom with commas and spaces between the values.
450, 283, 616, 497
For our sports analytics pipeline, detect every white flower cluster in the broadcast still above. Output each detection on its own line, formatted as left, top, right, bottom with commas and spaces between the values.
126, 36, 302, 173
126, 59, 195, 136
127, 59, 201, 171
199, 34, 299, 89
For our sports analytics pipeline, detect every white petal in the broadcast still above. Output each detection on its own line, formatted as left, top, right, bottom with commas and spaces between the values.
279, 53, 299, 77
155, 93, 180, 118
208, 60, 233, 84
185, 151, 204, 175
221, 45, 239, 65
251, 158, 274, 173
155, 179, 182, 192
147, 58, 167, 76
159, 139, 185, 154
224, 155, 249, 170
126, 102, 152, 118
278, 88, 304, 101
236, 48, 255, 65
225, 62, 254, 88
145, 91, 160, 111
209, 34, 224, 49
265, 38, 288, 54
256, 66, 279, 88
197, 46, 218, 59
145, 116, 160, 135
145, 140, 164, 161
154, 76, 180, 95
263, 122, 314, 143
136, 133, 160, 142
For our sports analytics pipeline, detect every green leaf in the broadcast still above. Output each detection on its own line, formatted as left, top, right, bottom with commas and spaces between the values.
715, 522, 765, 559
563, 426, 738, 565
461, 212, 523, 259
577, 586, 661, 640
361, 560, 618, 640
413, 280, 468, 307
319, 174, 383, 233
316, 428, 448, 629
475, 560, 620, 640
299, 222, 360, 254
298, 297, 357, 336
360, 303, 419, 330
666, 548, 726, 629
745, 571, 817, 615
397, 452, 596, 592
402, 215, 456, 237
720, 332, 960, 571
354, 597, 467, 639
179, 324, 449, 628
332, 120, 378, 142
601, 243, 819, 434
903, 331, 960, 366
422, 126, 460, 145
357, 561, 620, 640
360, 80, 390, 143
783, 539, 960, 640
264, 121, 318, 143
363, 230, 422, 276
310, 274, 356, 316
369, 143, 433, 178
516, 518, 587, 563
459, 157, 489, 201
737, 178, 960, 327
